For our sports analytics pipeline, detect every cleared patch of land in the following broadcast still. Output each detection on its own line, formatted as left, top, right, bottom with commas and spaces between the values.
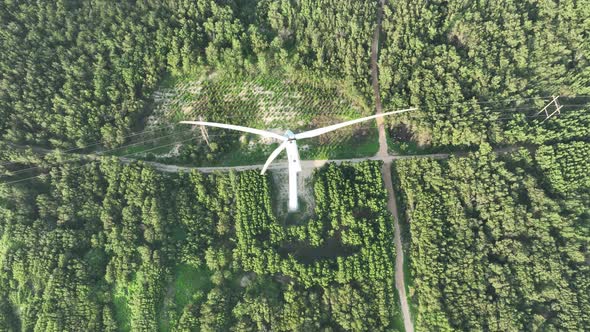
117, 71, 380, 166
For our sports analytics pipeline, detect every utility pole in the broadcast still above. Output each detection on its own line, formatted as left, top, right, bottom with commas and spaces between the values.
537, 95, 562, 123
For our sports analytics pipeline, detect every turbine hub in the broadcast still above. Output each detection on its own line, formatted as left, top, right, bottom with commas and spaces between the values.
284, 130, 296, 141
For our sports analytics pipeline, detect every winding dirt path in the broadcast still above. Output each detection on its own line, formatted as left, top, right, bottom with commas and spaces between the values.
7, 142, 518, 175
122, 153, 450, 173
371, 1, 415, 331
122, 147, 518, 173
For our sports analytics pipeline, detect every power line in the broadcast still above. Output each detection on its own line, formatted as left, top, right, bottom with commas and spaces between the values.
0, 115, 404, 167
403, 101, 588, 120
3, 95, 586, 168
2, 101, 588, 181
0, 124, 179, 162
0, 130, 189, 177
0, 124, 179, 167
5, 103, 585, 178
0, 122, 380, 178
179, 95, 590, 121
0, 122, 287, 168
0, 140, 389, 186
0, 129, 259, 177
0, 123, 405, 185
6, 105, 581, 186
433, 104, 587, 122
1, 137, 200, 186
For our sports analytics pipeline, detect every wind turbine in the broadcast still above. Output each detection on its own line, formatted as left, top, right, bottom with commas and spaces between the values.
181, 108, 416, 211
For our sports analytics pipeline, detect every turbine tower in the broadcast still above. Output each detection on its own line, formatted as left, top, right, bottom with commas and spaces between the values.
181, 108, 416, 211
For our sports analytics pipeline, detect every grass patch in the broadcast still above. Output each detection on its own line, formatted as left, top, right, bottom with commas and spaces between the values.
152, 70, 364, 130
387, 124, 435, 155
390, 162, 419, 328
301, 127, 380, 160
113, 287, 131, 332
391, 309, 405, 332
216, 141, 280, 166
172, 264, 212, 312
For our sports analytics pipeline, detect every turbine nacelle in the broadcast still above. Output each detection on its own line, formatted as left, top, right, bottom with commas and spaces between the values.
284, 130, 296, 141
180, 107, 416, 211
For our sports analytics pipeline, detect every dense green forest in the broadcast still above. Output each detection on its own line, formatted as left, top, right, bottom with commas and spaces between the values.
379, 0, 590, 147
0, 160, 400, 331
1, 0, 590, 331
394, 143, 589, 331
6, 0, 587, 152
0, 0, 377, 150
0, 0, 256, 148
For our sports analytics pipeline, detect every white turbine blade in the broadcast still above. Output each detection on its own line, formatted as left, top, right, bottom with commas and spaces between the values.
294, 107, 417, 139
180, 121, 286, 141
261, 141, 288, 174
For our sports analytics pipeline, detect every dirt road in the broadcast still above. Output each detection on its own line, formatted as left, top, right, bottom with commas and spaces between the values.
120, 146, 517, 174
370, 0, 415, 331
122, 153, 449, 174
372, 0, 389, 158
8, 142, 517, 175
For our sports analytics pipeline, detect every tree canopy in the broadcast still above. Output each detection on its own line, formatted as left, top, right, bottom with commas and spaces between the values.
394, 144, 589, 331
0, 160, 404, 331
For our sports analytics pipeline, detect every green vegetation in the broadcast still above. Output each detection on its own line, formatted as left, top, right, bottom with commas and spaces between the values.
536, 141, 590, 193
141, 70, 377, 165
394, 144, 589, 331
0, 160, 401, 331
113, 287, 131, 331
1, 1, 590, 331
234, 162, 399, 329
0, 159, 225, 331
379, 0, 590, 149
2, 0, 588, 154
150, 72, 365, 129
172, 264, 211, 312
0, 0, 379, 152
